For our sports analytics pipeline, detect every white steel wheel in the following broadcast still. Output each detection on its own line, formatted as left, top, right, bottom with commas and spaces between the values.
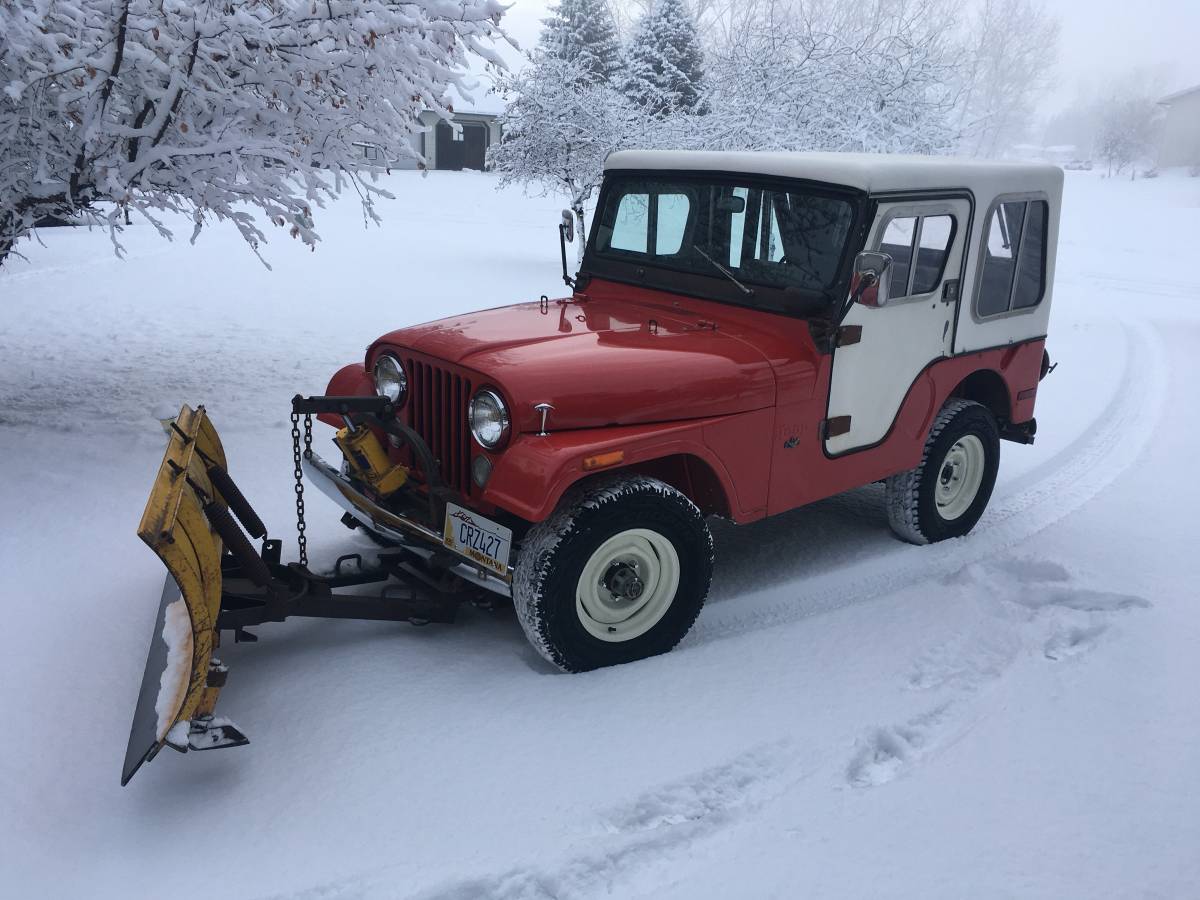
934, 434, 986, 521
575, 528, 681, 642
514, 475, 713, 672
886, 399, 1000, 545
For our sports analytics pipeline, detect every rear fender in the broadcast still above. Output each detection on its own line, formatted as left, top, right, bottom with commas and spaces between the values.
482, 416, 747, 524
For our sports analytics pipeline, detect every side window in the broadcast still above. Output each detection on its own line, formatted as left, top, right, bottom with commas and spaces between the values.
978, 199, 1047, 316
912, 216, 955, 295
1012, 201, 1046, 309
877, 212, 957, 299
880, 217, 916, 298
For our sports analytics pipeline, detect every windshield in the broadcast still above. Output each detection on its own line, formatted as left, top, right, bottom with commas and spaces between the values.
587, 174, 858, 311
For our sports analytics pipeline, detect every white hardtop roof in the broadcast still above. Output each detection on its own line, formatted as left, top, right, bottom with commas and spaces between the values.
605, 150, 1063, 197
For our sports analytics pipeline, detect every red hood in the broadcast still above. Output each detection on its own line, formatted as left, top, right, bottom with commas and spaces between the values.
370, 280, 817, 432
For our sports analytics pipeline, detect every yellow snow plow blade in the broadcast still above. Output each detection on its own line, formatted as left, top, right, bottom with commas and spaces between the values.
121, 405, 246, 786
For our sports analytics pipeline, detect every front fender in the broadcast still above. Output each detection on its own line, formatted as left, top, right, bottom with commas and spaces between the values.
317, 364, 374, 429
481, 413, 766, 524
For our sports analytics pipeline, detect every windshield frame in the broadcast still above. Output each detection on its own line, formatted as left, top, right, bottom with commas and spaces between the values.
580, 169, 869, 317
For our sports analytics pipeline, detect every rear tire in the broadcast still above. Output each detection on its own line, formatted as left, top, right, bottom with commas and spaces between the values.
514, 475, 713, 672
886, 399, 1000, 545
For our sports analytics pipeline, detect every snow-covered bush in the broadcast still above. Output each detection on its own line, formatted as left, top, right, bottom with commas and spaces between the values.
1096, 94, 1160, 178
0, 0, 509, 267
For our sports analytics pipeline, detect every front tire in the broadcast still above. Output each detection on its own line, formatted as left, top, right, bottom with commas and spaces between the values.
885, 399, 1000, 545
514, 475, 713, 672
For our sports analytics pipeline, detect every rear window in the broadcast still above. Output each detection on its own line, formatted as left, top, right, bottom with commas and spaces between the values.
978, 199, 1048, 317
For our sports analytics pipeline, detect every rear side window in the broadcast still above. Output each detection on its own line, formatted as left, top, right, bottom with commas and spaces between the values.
978, 199, 1048, 317
877, 213, 955, 298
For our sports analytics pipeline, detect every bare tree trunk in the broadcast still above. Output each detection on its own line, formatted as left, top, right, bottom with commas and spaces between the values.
573, 203, 587, 267
0, 212, 17, 270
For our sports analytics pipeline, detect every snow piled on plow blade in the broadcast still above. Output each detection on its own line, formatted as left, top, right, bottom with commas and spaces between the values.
120, 405, 237, 785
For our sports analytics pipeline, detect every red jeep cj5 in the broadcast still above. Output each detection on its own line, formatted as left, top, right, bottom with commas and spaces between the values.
309, 150, 1062, 672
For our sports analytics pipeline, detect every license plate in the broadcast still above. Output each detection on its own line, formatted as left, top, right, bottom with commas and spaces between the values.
443, 502, 512, 577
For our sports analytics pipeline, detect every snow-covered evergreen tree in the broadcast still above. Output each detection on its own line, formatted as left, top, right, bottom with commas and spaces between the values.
623, 0, 705, 115
539, 0, 623, 86
0, 0, 509, 268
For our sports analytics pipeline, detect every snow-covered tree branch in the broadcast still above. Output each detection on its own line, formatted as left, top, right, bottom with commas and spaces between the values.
955, 0, 1060, 157
0, 0, 510, 268
701, 0, 962, 155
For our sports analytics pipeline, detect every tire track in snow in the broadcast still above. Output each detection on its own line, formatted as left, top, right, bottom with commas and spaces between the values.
683, 316, 1168, 649
267, 745, 800, 900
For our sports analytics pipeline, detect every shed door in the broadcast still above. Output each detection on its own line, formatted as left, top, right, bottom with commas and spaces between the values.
435, 122, 487, 171
825, 197, 971, 455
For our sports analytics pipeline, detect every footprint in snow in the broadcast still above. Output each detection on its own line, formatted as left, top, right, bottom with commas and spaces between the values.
846, 704, 954, 788
600, 743, 787, 836
1043, 623, 1110, 661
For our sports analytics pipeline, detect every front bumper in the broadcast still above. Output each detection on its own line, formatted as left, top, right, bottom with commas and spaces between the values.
302, 450, 513, 597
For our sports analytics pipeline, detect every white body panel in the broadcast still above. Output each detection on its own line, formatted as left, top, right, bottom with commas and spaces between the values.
826, 198, 972, 454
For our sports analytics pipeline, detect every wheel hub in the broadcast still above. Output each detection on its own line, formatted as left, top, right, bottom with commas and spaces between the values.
574, 528, 681, 643
934, 434, 986, 521
603, 561, 645, 602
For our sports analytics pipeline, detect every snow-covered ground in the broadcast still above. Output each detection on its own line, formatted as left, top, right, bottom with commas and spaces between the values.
2, 170, 1198, 899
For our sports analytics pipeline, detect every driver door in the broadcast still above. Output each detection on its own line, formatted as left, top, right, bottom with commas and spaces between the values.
825, 197, 971, 455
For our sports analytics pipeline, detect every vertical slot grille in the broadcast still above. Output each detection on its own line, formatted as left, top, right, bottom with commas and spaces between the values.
404, 358, 472, 495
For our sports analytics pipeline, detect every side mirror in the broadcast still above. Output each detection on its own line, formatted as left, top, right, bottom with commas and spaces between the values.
558, 209, 576, 289
851, 251, 893, 308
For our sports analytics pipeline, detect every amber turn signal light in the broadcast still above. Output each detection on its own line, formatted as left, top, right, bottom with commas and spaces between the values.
582, 450, 625, 472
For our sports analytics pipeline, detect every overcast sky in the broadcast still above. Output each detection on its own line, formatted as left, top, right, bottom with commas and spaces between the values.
1039, 0, 1200, 107
493, 0, 1200, 112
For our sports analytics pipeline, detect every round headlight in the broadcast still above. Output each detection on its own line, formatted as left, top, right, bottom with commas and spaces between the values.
468, 388, 510, 449
373, 354, 406, 403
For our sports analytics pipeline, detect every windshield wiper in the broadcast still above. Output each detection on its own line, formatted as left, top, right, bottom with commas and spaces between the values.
695, 247, 754, 296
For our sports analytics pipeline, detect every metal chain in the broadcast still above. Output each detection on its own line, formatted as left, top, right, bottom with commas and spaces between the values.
290, 409, 312, 567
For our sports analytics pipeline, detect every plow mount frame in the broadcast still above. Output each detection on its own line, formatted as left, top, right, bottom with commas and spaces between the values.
122, 399, 493, 787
